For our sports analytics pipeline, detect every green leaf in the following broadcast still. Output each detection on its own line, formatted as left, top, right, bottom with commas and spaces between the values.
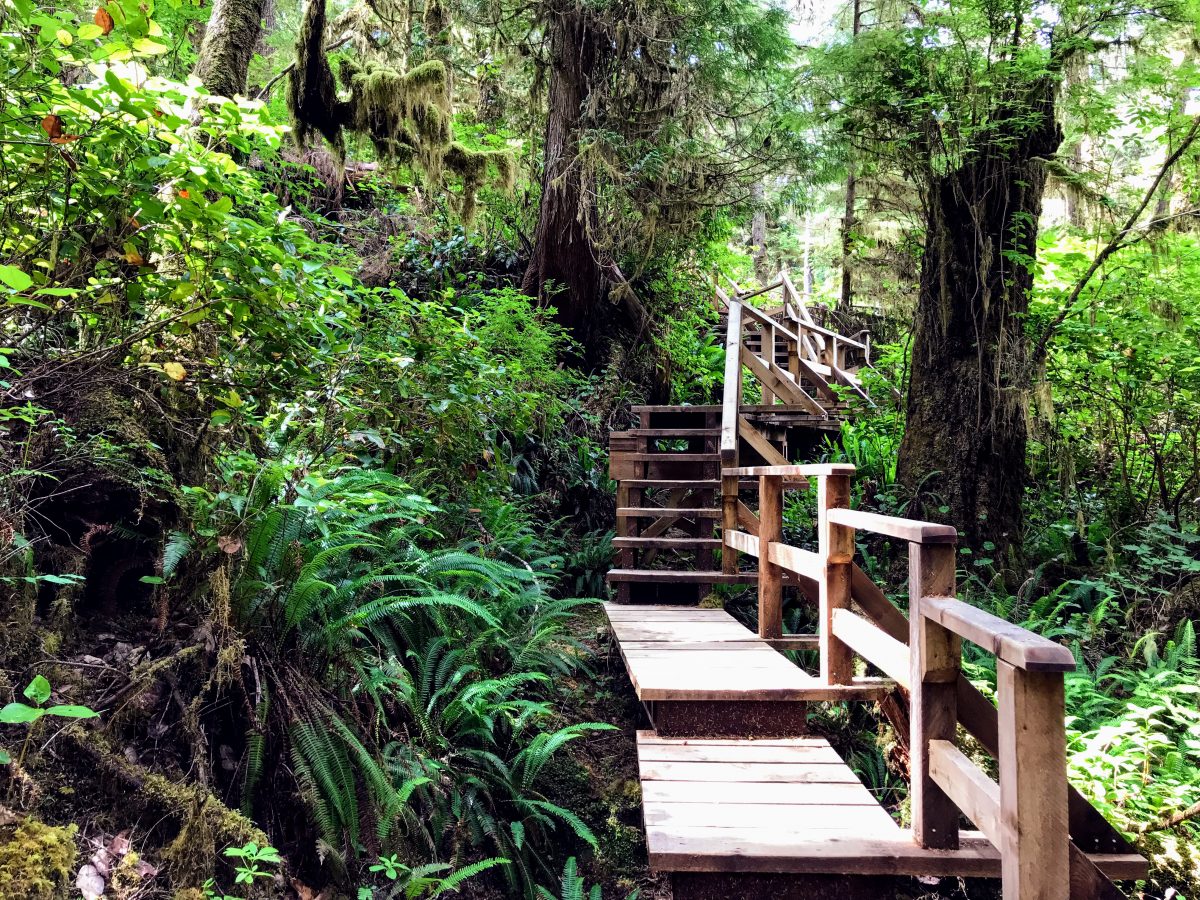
0, 265, 33, 291
45, 704, 99, 719
0, 748, 11, 764
0, 703, 44, 724
24, 674, 51, 705
78, 22, 103, 39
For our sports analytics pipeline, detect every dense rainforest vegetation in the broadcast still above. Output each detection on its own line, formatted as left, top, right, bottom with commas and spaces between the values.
1, 0, 1199, 893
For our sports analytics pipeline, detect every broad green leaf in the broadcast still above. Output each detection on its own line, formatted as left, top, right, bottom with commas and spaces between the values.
0, 265, 33, 291
0, 703, 44, 724
24, 674, 51, 705
45, 704, 99, 719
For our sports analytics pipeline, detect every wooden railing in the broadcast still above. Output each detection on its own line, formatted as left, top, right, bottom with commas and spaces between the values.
715, 274, 872, 576
724, 463, 1127, 900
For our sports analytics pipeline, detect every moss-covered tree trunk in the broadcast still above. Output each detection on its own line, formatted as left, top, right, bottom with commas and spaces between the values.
194, 0, 269, 98
520, 5, 607, 347
896, 81, 1061, 564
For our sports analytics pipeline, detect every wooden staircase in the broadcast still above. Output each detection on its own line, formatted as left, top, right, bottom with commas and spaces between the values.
604, 274, 1147, 899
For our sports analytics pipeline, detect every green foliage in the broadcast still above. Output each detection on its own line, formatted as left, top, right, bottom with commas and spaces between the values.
363, 853, 508, 899
0, 675, 99, 724
203, 842, 283, 900
1031, 231, 1200, 532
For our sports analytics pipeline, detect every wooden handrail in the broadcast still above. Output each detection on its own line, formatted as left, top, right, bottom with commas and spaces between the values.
725, 465, 1106, 898
920, 595, 1076, 672
826, 508, 956, 544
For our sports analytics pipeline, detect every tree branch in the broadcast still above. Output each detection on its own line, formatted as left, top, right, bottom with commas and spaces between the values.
1032, 113, 1200, 364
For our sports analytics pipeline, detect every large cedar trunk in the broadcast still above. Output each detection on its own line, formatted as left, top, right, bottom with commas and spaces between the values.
194, 0, 269, 98
520, 6, 607, 346
897, 84, 1062, 563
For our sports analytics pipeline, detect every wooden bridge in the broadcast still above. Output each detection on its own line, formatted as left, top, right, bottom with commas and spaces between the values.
605, 276, 1146, 898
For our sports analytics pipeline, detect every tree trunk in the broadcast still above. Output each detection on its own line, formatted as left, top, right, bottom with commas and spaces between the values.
897, 84, 1062, 563
194, 0, 269, 98
837, 0, 862, 312
520, 6, 608, 347
751, 181, 769, 284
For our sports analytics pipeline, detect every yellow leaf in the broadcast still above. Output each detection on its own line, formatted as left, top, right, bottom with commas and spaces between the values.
163, 362, 186, 381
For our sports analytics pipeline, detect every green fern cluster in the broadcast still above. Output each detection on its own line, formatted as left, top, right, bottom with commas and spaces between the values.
179, 463, 609, 896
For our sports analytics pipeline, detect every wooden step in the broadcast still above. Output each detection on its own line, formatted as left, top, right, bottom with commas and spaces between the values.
622, 428, 720, 437
613, 537, 721, 550
633, 405, 721, 413
620, 478, 796, 489
607, 570, 759, 584
603, 604, 894, 704
618, 508, 722, 519
619, 453, 721, 462
639, 733, 1146, 880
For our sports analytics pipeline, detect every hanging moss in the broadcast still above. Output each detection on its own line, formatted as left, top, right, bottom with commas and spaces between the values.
287, 4, 509, 220
444, 142, 516, 222
0, 818, 77, 900
288, 0, 346, 152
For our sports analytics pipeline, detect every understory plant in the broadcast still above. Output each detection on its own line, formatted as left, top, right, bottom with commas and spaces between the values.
172, 459, 609, 895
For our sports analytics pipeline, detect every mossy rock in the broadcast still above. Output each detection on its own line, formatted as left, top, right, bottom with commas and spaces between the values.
0, 817, 78, 900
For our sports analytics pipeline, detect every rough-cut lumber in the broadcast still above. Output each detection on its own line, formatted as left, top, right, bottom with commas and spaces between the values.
921, 596, 1076, 672
998, 662, 1070, 900
826, 508, 957, 544
831, 608, 911, 689
757, 475, 784, 639
928, 740, 1000, 845
724, 530, 760, 557
767, 543, 822, 581
910, 543, 961, 850
738, 416, 791, 467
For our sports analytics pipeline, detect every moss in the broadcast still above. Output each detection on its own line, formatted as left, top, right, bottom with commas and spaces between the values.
444, 142, 515, 221
0, 817, 78, 900
698, 592, 725, 609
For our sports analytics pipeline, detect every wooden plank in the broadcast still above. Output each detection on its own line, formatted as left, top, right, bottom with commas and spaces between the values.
758, 474, 784, 640
621, 641, 777, 651
608, 621, 758, 642
1068, 843, 1128, 900
720, 303, 742, 464
767, 542, 822, 581
910, 543, 961, 850
643, 803, 896, 833
606, 569, 758, 584
738, 416, 791, 467
721, 472, 740, 575
831, 608, 911, 689
741, 344, 826, 416
612, 537, 721, 549
642, 780, 880, 807
998, 661, 1070, 900
724, 529, 760, 557
639, 761, 864, 784
922, 596, 1076, 673
818, 472, 854, 686
618, 507, 722, 518
646, 830, 1147, 879
637, 743, 840, 764
826, 508, 957, 544
928, 739, 1001, 846
763, 635, 820, 651
728, 464, 855, 477
736, 500, 760, 535
636, 732, 826, 747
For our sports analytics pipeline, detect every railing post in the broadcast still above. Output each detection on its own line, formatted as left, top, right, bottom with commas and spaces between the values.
721, 472, 738, 575
997, 662, 1069, 900
909, 542, 961, 850
720, 303, 744, 575
757, 474, 784, 639
761, 324, 776, 405
817, 472, 854, 684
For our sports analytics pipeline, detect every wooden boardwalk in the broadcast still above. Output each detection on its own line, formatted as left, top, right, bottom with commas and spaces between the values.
605, 275, 1146, 899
